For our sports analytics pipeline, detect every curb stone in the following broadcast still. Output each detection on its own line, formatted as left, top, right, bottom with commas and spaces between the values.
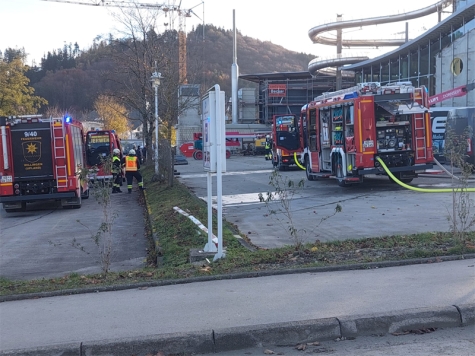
212, 318, 340, 353
457, 303, 475, 326
338, 305, 462, 337
2, 304, 474, 355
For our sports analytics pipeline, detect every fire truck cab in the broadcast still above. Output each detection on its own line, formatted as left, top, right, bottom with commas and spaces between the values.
301, 82, 434, 186
85, 130, 123, 182
0, 115, 88, 212
271, 114, 303, 171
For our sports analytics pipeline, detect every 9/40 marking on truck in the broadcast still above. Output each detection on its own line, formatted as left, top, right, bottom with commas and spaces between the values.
24, 131, 38, 137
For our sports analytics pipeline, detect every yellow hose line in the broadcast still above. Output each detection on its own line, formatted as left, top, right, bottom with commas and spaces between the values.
294, 152, 306, 170
375, 156, 475, 193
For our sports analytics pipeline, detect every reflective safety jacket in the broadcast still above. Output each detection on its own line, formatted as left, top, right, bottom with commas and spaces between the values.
112, 156, 122, 173
125, 156, 138, 172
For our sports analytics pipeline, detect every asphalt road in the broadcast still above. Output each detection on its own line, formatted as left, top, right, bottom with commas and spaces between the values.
195, 325, 475, 356
0, 259, 473, 353
0, 185, 148, 281
176, 155, 475, 248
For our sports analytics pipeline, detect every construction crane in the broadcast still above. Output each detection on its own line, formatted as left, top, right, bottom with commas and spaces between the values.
40, 0, 203, 83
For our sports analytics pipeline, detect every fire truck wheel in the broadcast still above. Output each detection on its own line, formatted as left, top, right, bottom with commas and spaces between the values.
305, 158, 315, 181
81, 187, 90, 199
4, 202, 26, 213
336, 160, 349, 187
337, 179, 348, 187
389, 172, 414, 184
62, 197, 82, 209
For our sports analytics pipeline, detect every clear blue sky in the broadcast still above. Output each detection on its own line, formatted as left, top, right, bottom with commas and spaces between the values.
2, 0, 449, 66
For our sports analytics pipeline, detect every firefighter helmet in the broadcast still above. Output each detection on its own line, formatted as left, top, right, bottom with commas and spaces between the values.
128, 149, 136, 155
113, 148, 120, 155
266, 135, 270, 139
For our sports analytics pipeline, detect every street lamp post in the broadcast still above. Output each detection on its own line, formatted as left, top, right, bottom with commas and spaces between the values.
150, 71, 163, 176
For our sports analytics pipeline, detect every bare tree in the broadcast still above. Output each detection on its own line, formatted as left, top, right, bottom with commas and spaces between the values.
101, 3, 203, 184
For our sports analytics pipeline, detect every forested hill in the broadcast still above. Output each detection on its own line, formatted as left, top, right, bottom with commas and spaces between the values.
26, 24, 316, 115
190, 25, 316, 92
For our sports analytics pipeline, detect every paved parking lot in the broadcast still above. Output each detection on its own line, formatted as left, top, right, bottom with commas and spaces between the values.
0, 185, 148, 281
175, 155, 475, 248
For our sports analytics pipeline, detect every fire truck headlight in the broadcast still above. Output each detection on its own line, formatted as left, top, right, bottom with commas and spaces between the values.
15, 189, 20, 195
14, 183, 19, 189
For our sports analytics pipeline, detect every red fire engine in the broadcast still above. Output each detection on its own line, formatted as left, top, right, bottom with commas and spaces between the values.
0, 115, 88, 212
271, 114, 303, 170
301, 82, 434, 186
85, 130, 123, 182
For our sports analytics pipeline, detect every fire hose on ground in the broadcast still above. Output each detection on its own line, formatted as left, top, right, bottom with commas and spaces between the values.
294, 152, 474, 193
376, 157, 474, 193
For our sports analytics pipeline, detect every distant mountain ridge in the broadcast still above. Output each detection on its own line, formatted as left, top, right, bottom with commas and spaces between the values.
27, 24, 316, 113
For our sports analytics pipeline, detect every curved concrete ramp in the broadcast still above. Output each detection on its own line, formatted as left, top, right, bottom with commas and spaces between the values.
309, 56, 369, 74
308, 0, 452, 47
307, 0, 453, 75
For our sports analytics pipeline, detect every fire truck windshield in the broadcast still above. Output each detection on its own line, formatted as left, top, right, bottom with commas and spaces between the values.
273, 115, 300, 151
86, 132, 111, 166
275, 115, 295, 131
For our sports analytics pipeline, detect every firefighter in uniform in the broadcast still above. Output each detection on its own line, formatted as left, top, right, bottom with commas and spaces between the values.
123, 149, 145, 193
111, 148, 123, 193
264, 135, 272, 160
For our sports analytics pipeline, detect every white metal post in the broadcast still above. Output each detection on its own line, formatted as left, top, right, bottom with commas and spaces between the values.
150, 71, 162, 176
214, 85, 225, 261
154, 84, 159, 175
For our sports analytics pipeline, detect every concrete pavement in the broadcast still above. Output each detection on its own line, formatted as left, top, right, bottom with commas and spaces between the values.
0, 258, 474, 355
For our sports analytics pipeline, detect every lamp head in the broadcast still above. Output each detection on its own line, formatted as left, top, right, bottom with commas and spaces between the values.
150, 71, 163, 87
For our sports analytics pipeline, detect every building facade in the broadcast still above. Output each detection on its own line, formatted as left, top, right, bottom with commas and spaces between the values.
345, 1, 474, 107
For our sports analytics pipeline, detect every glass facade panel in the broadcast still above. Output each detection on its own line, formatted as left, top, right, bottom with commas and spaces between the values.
465, 18, 475, 33
440, 25, 453, 49
390, 59, 399, 83
364, 72, 371, 82
429, 37, 441, 72
400, 54, 409, 80
371, 66, 379, 82
420, 45, 429, 76
380, 61, 389, 84
355, 71, 363, 83
419, 76, 428, 90
429, 76, 436, 96
409, 50, 418, 79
